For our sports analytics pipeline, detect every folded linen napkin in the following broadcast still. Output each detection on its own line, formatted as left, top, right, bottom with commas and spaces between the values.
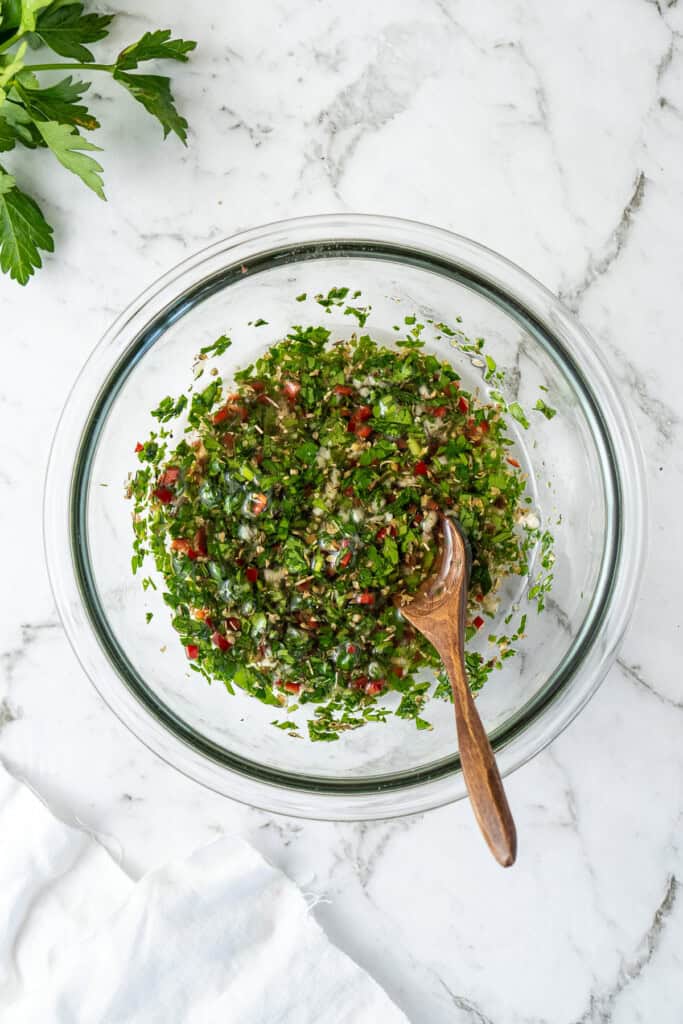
0, 763, 406, 1023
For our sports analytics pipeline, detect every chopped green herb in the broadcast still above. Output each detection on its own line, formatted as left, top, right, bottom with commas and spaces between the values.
508, 402, 530, 429
199, 335, 232, 358
534, 398, 557, 420
128, 299, 556, 739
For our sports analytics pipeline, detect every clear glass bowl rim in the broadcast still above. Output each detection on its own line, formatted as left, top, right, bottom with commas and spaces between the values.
44, 213, 647, 821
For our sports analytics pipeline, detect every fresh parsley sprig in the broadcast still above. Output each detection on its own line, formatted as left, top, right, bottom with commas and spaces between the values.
0, 2, 196, 284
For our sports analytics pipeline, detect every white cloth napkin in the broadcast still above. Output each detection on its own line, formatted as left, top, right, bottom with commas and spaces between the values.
0, 763, 406, 1023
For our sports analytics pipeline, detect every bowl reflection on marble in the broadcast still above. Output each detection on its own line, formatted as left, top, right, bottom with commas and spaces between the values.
44, 215, 645, 820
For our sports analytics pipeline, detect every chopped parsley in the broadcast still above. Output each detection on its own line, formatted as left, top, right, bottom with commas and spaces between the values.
534, 398, 557, 420
128, 295, 556, 740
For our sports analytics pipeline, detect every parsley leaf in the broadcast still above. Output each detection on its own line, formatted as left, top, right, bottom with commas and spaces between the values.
0, 1, 23, 35
199, 334, 232, 357
0, 42, 27, 90
508, 402, 530, 429
0, 164, 53, 283
33, 3, 114, 63
112, 69, 189, 142
0, 116, 16, 151
534, 398, 557, 420
116, 29, 196, 71
0, 100, 41, 150
19, 0, 52, 35
36, 119, 104, 197
14, 75, 99, 130
0, 9, 195, 284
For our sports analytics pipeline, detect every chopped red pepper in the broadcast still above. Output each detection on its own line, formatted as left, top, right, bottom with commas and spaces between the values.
226, 616, 241, 632
473, 615, 485, 630
213, 404, 248, 425
283, 379, 301, 401
134, 442, 144, 452
354, 424, 372, 439
333, 384, 354, 396
171, 538, 198, 559
154, 486, 174, 504
193, 527, 207, 556
346, 644, 357, 654
347, 405, 372, 433
430, 405, 447, 418
443, 381, 460, 396
376, 524, 398, 542
480, 420, 490, 434
506, 456, 521, 468
414, 460, 428, 476
211, 631, 232, 652
185, 644, 199, 660
159, 466, 179, 486
250, 380, 266, 393
284, 682, 301, 694
251, 492, 268, 515
365, 680, 383, 696
351, 675, 368, 690
458, 396, 469, 414
245, 567, 259, 583
392, 664, 404, 678
343, 485, 355, 497
339, 550, 352, 568
356, 592, 375, 605
194, 609, 214, 628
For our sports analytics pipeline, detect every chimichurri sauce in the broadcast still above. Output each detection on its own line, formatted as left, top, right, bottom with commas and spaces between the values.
129, 294, 554, 741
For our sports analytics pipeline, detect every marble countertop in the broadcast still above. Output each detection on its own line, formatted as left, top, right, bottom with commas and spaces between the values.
2, 1, 682, 1020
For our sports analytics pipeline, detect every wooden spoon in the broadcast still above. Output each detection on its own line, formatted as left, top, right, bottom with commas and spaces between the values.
396, 515, 517, 867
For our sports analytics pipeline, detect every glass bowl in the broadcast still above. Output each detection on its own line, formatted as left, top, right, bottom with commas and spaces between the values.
44, 214, 645, 820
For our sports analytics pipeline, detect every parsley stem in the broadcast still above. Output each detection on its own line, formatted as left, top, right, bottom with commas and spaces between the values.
23, 62, 115, 73
0, 31, 24, 54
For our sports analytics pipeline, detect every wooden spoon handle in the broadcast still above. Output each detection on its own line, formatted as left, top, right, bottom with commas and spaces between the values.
443, 648, 517, 867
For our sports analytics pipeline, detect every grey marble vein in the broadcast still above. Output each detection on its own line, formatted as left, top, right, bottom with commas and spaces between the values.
560, 172, 647, 312
439, 980, 496, 1024
221, 105, 273, 147
0, 698, 22, 734
602, 340, 681, 444
0, 700, 21, 733
312, 24, 444, 194
573, 876, 678, 1023
346, 817, 420, 890
0, 621, 61, 686
617, 658, 683, 710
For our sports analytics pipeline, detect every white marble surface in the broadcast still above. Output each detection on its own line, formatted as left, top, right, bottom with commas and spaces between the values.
2, 1, 682, 1020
